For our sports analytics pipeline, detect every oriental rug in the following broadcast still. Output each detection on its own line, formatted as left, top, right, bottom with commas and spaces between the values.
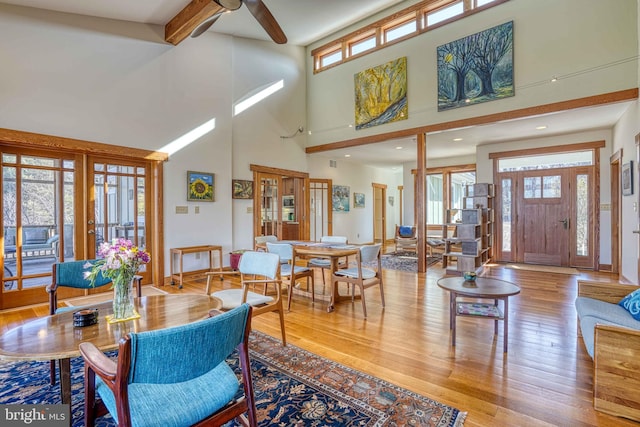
369, 251, 441, 272
0, 331, 465, 427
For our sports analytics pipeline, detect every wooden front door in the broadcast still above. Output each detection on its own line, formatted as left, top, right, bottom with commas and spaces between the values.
517, 169, 570, 266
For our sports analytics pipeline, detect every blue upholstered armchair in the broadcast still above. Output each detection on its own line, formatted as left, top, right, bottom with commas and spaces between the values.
46, 260, 142, 385
79, 304, 257, 427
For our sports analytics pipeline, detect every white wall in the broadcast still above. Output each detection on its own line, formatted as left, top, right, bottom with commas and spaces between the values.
303, 0, 640, 281
0, 4, 307, 276
305, 0, 638, 148
307, 156, 402, 244
612, 102, 640, 283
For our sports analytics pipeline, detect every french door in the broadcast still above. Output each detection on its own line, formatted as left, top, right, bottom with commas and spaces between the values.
1, 147, 152, 309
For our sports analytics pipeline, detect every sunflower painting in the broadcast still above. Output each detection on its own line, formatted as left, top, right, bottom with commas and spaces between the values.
187, 171, 214, 202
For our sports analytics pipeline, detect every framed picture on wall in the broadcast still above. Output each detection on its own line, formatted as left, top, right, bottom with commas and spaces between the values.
187, 171, 215, 202
622, 161, 633, 196
354, 192, 365, 208
232, 179, 253, 199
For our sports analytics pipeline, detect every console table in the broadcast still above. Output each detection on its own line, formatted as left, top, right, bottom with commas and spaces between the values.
170, 245, 223, 288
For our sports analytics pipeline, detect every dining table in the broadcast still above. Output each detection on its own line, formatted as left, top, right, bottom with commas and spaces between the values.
0, 294, 222, 405
274, 241, 361, 312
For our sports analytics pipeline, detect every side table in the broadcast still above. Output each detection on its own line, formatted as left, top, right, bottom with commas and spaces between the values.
437, 276, 520, 353
170, 245, 223, 288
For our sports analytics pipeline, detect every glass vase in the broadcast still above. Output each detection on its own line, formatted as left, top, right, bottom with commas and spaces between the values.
107, 277, 140, 323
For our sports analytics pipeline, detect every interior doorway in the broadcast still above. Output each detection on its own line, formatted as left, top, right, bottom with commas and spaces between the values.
309, 179, 333, 241
372, 183, 387, 244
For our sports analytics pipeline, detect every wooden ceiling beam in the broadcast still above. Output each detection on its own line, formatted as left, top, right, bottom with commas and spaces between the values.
165, 0, 223, 46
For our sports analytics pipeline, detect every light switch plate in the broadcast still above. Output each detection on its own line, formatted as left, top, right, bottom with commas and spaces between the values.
176, 206, 188, 214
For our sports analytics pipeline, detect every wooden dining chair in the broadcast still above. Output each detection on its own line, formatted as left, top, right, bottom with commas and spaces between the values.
79, 304, 257, 427
307, 235, 348, 286
266, 242, 315, 311
206, 251, 286, 345
332, 244, 385, 319
46, 259, 141, 385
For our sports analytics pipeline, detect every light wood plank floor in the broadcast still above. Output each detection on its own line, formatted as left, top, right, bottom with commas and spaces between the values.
1, 258, 637, 426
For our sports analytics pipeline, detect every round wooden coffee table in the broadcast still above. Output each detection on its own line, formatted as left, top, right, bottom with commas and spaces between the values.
437, 276, 520, 353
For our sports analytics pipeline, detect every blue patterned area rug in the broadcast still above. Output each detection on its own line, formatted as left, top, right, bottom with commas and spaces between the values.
0, 331, 465, 426
369, 251, 441, 272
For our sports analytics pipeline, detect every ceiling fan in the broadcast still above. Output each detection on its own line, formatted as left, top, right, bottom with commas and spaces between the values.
190, 0, 287, 44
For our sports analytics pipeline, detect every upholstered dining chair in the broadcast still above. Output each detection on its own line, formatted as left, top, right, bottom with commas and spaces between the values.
254, 235, 278, 250
206, 251, 286, 345
46, 259, 142, 385
307, 235, 348, 286
394, 225, 417, 252
79, 304, 257, 427
332, 244, 385, 319
266, 242, 315, 311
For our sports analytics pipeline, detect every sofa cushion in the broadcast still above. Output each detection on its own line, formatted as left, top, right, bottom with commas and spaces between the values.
618, 288, 640, 321
24, 228, 48, 244
575, 296, 640, 358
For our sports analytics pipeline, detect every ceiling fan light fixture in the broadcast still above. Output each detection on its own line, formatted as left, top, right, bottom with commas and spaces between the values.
214, 0, 242, 11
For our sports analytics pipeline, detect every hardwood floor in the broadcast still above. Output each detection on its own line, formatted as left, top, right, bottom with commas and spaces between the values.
1, 258, 637, 426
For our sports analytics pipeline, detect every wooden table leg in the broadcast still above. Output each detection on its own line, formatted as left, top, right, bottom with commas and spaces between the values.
451, 292, 456, 347
178, 251, 184, 289
503, 297, 509, 353
59, 358, 71, 404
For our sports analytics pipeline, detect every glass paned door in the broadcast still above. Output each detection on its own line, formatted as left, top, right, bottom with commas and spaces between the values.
1, 150, 78, 309
259, 176, 281, 238
88, 158, 150, 282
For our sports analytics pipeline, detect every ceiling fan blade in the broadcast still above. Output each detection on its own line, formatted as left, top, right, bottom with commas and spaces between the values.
190, 12, 223, 38
243, 0, 287, 44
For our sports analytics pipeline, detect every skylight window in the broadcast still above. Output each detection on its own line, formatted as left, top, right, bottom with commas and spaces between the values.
427, 2, 464, 26
234, 80, 284, 116
160, 118, 216, 156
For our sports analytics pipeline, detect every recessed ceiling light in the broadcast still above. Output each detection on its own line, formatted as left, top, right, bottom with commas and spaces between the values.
344, 154, 351, 158
453, 138, 463, 142
551, 76, 558, 82
348, 124, 353, 128
395, 146, 403, 150
536, 125, 547, 130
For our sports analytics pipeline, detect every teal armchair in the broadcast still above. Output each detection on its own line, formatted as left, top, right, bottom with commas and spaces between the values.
79, 304, 257, 427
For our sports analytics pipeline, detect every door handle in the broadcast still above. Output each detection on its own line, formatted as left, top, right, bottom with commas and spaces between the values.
88, 230, 95, 234
559, 218, 569, 229
633, 230, 640, 234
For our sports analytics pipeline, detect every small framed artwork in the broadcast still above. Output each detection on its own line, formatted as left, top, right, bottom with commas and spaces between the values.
232, 179, 253, 199
354, 192, 365, 208
187, 171, 215, 202
388, 196, 394, 206
622, 161, 633, 196
332, 185, 350, 212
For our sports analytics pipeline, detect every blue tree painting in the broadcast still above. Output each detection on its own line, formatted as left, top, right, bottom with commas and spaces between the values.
437, 21, 513, 111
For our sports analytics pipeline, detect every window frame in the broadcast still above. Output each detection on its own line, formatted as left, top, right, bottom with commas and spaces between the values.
312, 0, 507, 74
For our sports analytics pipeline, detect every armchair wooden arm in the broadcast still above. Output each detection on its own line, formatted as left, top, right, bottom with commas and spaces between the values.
79, 342, 117, 382
593, 324, 640, 422
577, 280, 640, 303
